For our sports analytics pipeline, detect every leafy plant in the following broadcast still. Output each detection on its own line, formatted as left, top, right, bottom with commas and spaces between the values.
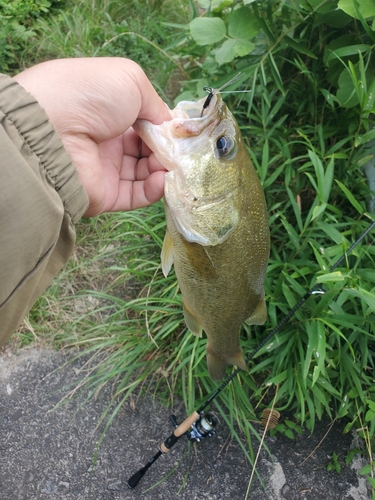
270, 419, 303, 440
0, 0, 63, 72
327, 452, 342, 474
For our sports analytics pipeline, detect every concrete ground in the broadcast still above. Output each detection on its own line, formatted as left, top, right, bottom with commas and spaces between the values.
0, 346, 372, 499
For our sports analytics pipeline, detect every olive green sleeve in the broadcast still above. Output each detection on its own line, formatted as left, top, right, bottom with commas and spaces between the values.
0, 74, 89, 345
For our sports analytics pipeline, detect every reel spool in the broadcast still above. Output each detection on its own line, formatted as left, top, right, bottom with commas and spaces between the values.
170, 412, 219, 442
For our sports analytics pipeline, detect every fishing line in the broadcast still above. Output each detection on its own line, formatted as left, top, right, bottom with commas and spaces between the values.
127, 217, 375, 489
200, 72, 250, 116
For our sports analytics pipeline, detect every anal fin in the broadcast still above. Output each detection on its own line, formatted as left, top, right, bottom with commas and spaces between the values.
245, 297, 267, 326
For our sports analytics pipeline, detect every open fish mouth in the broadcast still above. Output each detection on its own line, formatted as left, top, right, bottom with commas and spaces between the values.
173, 93, 220, 121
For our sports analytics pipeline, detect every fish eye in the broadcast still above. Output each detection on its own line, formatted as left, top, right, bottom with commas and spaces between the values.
215, 135, 236, 159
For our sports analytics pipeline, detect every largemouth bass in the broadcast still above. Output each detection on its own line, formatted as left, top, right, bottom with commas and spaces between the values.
134, 90, 269, 381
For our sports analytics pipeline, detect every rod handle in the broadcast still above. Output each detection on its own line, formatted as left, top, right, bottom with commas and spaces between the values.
160, 411, 200, 452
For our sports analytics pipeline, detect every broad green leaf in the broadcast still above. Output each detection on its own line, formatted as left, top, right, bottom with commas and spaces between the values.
363, 77, 375, 111
233, 38, 255, 57
286, 187, 303, 231
228, 6, 260, 39
312, 203, 327, 220
345, 287, 375, 311
323, 157, 335, 203
308, 0, 339, 13
268, 51, 285, 94
189, 17, 226, 46
345, 448, 361, 466
303, 339, 315, 380
311, 383, 330, 417
284, 429, 295, 439
307, 151, 334, 204
310, 243, 330, 272
317, 377, 341, 397
306, 321, 326, 386
338, 0, 375, 19
305, 172, 319, 192
305, 322, 318, 380
215, 41, 233, 66
318, 222, 344, 244
308, 150, 325, 197
215, 38, 254, 65
280, 215, 301, 250
197, 0, 234, 11
337, 397, 350, 418
335, 179, 364, 214
366, 399, 375, 412
265, 369, 288, 386
284, 35, 317, 58
320, 88, 337, 108
355, 128, 375, 146
336, 67, 359, 108
174, 90, 196, 104
316, 324, 326, 377
316, 271, 345, 283
359, 464, 372, 475
326, 44, 372, 62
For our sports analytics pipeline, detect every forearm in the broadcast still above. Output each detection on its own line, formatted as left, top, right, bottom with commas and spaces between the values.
0, 75, 89, 345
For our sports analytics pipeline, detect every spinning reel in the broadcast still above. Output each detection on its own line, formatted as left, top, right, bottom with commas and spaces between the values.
170, 412, 219, 442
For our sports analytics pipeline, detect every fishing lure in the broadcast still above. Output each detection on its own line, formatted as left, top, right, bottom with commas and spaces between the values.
200, 72, 250, 116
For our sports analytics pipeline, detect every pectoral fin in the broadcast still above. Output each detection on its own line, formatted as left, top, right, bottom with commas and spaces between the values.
245, 297, 267, 326
161, 230, 174, 277
182, 300, 202, 338
206, 344, 247, 382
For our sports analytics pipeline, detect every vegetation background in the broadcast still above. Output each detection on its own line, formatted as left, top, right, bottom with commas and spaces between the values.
2, 0, 375, 492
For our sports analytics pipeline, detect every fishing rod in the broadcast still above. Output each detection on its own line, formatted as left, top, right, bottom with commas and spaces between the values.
127, 218, 375, 489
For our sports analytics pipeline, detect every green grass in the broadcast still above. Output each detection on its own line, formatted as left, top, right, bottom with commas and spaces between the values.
17, 0, 190, 101
6, 0, 375, 493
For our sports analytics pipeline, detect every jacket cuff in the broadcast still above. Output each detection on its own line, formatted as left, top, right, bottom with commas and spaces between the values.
0, 74, 89, 223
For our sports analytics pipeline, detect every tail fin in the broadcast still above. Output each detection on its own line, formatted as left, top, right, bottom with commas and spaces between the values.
206, 345, 247, 382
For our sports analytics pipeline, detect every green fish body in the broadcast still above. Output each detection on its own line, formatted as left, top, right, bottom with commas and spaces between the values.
134, 92, 269, 381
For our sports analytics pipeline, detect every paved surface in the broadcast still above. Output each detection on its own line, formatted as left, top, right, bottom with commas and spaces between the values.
0, 347, 371, 499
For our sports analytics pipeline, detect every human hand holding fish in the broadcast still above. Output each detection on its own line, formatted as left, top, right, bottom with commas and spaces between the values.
134, 87, 270, 381
13, 57, 172, 217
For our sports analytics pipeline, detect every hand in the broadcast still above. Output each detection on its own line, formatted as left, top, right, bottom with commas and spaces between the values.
13, 57, 171, 216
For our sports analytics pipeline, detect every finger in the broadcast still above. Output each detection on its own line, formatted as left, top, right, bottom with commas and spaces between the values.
123, 155, 166, 183
110, 170, 166, 212
127, 62, 172, 125
121, 130, 167, 174
122, 128, 154, 159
